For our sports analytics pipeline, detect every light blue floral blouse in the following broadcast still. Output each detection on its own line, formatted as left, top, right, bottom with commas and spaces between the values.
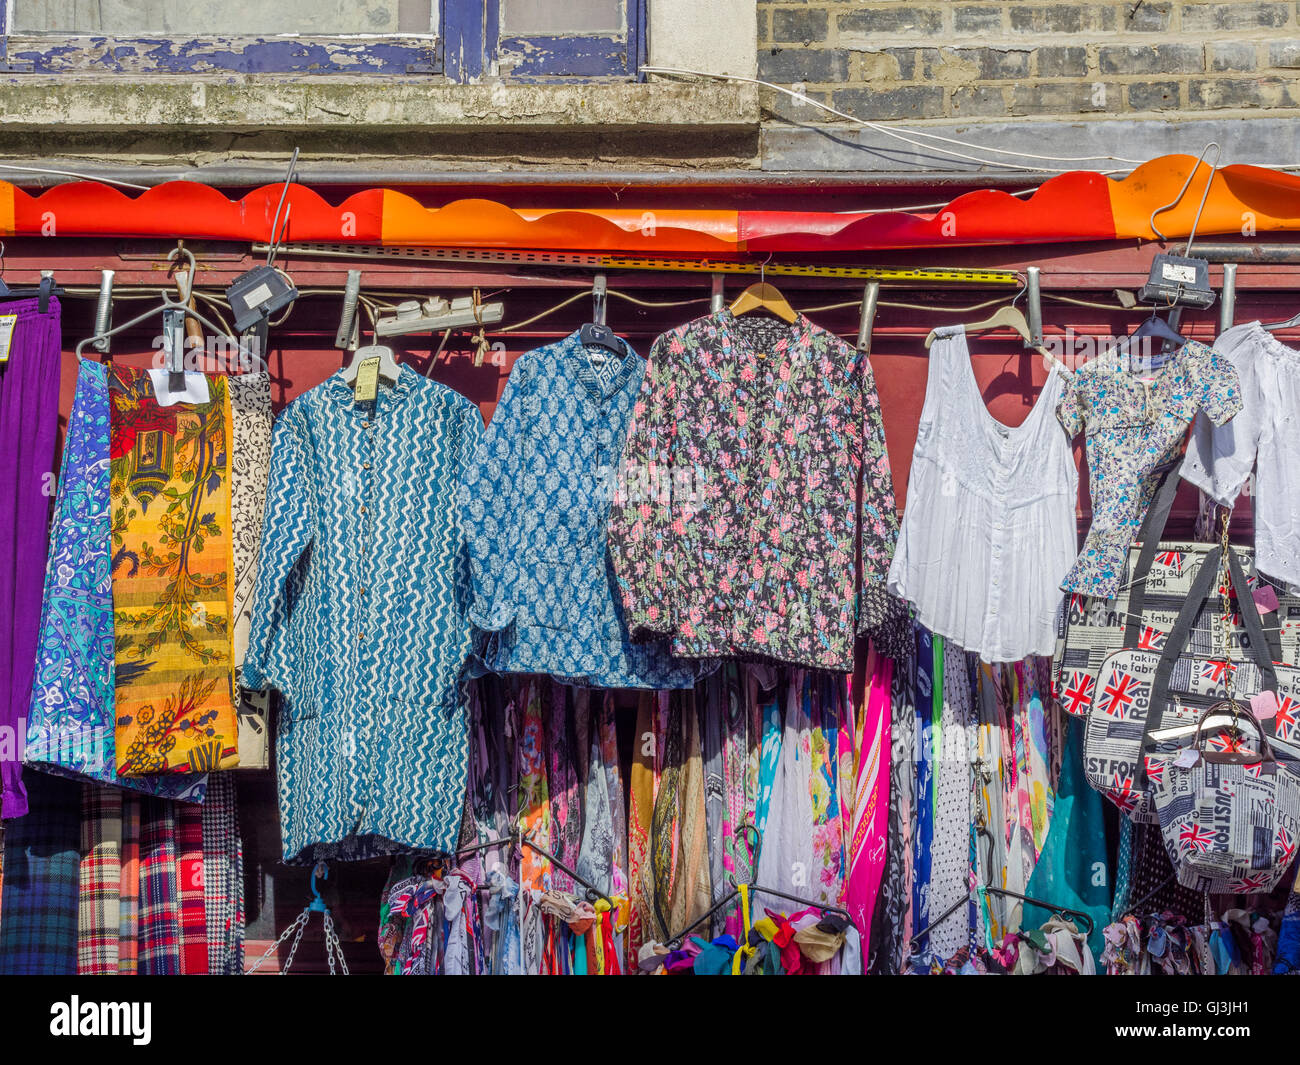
458, 331, 706, 688
243, 367, 481, 862
1057, 340, 1242, 598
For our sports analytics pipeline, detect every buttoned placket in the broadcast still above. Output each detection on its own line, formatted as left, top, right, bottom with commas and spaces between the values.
350, 399, 380, 835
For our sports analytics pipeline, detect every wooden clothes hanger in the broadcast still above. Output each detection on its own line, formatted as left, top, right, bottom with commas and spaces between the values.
728, 262, 798, 324
925, 303, 1071, 373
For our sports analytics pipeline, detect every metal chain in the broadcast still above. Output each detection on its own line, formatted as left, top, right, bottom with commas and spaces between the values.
322, 911, 351, 976
1217, 507, 1241, 732
246, 908, 311, 975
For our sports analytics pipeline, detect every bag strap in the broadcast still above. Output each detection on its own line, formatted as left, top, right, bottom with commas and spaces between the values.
1138, 543, 1281, 785
1122, 462, 1183, 648
1193, 699, 1277, 766
1136, 545, 1223, 786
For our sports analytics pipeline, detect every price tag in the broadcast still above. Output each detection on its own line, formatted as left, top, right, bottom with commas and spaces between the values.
1254, 584, 1280, 614
1252, 690, 1280, 721
0, 315, 16, 362
354, 357, 380, 403
1173, 748, 1201, 768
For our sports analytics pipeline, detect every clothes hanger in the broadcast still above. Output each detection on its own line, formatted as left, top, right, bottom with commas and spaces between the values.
1259, 307, 1300, 333
577, 272, 625, 356
0, 244, 64, 314
908, 885, 1095, 954
728, 260, 798, 324
339, 299, 402, 391
74, 247, 242, 395
661, 825, 851, 949
455, 828, 613, 908
925, 302, 1072, 373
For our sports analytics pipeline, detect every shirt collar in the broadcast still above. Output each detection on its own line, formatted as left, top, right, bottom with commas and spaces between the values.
561, 329, 641, 400
323, 362, 420, 410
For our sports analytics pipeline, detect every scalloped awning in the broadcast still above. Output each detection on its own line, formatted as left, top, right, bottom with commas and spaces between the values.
2, 155, 1298, 252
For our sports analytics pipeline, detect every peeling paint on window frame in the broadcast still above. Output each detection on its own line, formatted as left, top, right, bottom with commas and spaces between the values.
0, 0, 647, 80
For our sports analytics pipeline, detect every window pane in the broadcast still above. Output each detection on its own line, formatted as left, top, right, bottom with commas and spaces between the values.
12, 0, 437, 35
499, 0, 623, 35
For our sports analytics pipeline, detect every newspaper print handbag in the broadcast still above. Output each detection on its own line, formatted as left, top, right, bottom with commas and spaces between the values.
1084, 544, 1300, 823
1150, 700, 1300, 895
1054, 466, 1300, 718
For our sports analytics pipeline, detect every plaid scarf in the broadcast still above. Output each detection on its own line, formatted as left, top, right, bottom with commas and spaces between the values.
139, 797, 181, 975
0, 773, 81, 974
118, 794, 142, 974
177, 802, 208, 974
202, 774, 245, 974
78, 787, 123, 974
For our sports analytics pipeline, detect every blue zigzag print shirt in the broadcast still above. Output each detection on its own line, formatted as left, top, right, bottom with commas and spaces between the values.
459, 331, 707, 689
243, 367, 480, 862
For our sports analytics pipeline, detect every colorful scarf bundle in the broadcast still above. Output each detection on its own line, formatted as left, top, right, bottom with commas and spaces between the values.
844, 650, 893, 956
77, 785, 122, 974
108, 366, 238, 775
26, 361, 207, 801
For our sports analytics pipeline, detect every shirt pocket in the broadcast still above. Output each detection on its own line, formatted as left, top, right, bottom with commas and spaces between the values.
516, 552, 593, 632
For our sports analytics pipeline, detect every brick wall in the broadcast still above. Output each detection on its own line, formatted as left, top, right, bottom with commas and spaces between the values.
756, 2, 1300, 122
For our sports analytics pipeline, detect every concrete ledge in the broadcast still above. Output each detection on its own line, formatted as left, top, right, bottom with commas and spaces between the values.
0, 76, 760, 134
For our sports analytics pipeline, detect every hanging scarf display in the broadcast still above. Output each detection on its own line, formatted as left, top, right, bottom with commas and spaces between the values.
108, 366, 239, 775
26, 360, 207, 801
845, 650, 892, 954
200, 774, 244, 975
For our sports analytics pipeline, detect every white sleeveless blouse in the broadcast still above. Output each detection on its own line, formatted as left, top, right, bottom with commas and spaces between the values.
886, 326, 1078, 662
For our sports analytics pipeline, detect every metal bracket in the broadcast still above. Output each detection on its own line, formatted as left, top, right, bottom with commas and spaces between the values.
1219, 262, 1237, 335
855, 281, 880, 354
1025, 266, 1044, 348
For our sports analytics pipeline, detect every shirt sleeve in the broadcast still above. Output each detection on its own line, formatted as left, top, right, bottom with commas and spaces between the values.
608, 333, 678, 638
457, 360, 524, 632
1194, 340, 1245, 427
1056, 370, 1086, 437
1181, 333, 1260, 505
240, 400, 315, 695
854, 352, 905, 640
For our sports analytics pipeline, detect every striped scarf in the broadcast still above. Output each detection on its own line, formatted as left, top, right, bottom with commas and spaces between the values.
139, 798, 181, 975
78, 786, 123, 974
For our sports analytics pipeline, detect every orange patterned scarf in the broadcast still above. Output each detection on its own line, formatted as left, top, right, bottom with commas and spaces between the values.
108, 366, 238, 774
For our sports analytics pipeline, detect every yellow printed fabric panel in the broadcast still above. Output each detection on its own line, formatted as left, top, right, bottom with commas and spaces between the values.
108, 367, 239, 774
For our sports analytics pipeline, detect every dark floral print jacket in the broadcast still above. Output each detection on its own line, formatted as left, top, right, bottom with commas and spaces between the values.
608, 309, 904, 672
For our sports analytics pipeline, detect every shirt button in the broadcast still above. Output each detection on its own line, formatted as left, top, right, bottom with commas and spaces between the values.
361, 420, 370, 428
356, 632, 366, 641
360, 506, 368, 514
363, 462, 372, 470
360, 586, 368, 596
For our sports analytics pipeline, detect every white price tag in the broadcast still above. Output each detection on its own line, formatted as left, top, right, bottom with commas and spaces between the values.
1161, 263, 1197, 284
0, 315, 16, 362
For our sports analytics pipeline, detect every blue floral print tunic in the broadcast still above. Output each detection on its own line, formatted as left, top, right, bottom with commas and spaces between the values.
1057, 340, 1242, 598
458, 331, 706, 688
243, 367, 481, 862
607, 310, 905, 672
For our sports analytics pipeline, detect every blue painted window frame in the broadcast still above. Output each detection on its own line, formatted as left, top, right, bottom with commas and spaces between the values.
0, 0, 646, 79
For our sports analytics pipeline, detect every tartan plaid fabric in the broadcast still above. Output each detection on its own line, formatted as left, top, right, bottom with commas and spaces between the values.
0, 773, 81, 974
118, 794, 141, 975
78, 786, 122, 975
177, 802, 208, 975
138, 797, 180, 976
202, 774, 245, 975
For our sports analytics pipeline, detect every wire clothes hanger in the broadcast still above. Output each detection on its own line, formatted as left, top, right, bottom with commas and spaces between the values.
662, 824, 852, 950
74, 247, 251, 367
454, 828, 614, 908
908, 886, 1096, 955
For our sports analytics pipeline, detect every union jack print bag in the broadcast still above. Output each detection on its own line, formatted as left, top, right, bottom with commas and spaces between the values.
1055, 466, 1300, 718
1149, 701, 1300, 895
1083, 544, 1300, 824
